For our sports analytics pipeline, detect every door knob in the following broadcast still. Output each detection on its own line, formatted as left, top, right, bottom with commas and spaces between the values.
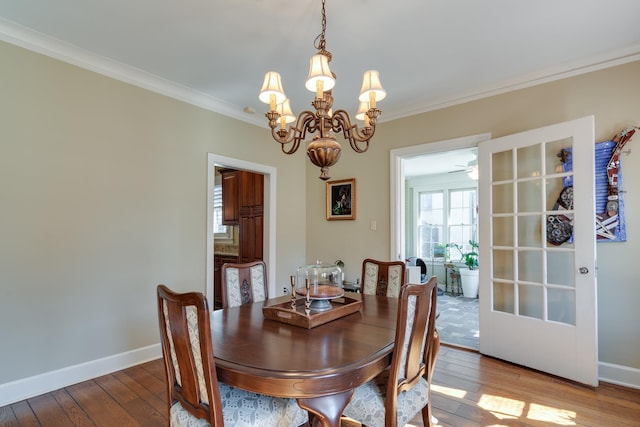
578, 267, 589, 274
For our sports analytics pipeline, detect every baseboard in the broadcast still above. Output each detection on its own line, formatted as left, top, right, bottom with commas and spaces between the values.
0, 343, 162, 407
1, 346, 637, 407
599, 361, 640, 389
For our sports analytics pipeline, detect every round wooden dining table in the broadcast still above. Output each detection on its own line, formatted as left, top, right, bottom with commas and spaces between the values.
210, 292, 398, 427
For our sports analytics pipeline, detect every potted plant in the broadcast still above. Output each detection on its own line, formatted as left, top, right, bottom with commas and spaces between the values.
433, 244, 446, 259
434, 242, 458, 261
462, 240, 479, 270
458, 240, 479, 298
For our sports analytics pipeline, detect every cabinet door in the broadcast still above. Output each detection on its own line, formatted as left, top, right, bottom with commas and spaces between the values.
239, 214, 263, 263
239, 171, 264, 208
239, 216, 254, 263
253, 173, 264, 207
221, 170, 239, 225
253, 214, 263, 260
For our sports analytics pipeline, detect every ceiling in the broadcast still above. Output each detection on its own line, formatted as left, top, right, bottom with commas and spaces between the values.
404, 147, 477, 178
1, 0, 639, 130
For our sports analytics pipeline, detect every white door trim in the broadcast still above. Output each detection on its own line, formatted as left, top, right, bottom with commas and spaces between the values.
390, 133, 491, 261
206, 154, 277, 302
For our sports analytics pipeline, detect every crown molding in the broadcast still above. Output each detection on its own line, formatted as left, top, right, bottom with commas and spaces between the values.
384, 44, 640, 122
2, 17, 639, 126
0, 18, 265, 127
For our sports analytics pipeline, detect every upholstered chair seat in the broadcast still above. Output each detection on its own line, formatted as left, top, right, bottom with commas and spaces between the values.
343, 368, 429, 427
169, 384, 308, 427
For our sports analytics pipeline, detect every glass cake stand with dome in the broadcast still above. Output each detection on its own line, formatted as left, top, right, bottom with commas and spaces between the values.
296, 261, 344, 311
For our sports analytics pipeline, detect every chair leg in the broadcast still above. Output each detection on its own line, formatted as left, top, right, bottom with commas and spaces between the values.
422, 404, 437, 427
425, 329, 440, 427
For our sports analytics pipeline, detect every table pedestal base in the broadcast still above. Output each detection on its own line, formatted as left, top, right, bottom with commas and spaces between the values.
298, 390, 354, 427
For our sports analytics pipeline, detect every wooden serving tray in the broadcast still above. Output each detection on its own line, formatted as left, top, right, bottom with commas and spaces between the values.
262, 295, 362, 329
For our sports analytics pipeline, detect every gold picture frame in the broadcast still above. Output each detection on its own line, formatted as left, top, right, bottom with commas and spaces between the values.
326, 178, 356, 220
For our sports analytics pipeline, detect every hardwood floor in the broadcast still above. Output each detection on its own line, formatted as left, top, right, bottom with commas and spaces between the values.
1, 346, 639, 426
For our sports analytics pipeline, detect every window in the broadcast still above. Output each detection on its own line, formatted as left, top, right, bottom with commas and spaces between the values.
448, 188, 477, 251
213, 184, 233, 242
417, 191, 443, 259
416, 187, 477, 260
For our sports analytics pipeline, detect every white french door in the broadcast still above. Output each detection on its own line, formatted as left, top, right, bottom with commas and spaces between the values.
478, 116, 598, 386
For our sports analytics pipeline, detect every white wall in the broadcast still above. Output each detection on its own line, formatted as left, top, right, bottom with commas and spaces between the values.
306, 60, 640, 377
0, 41, 307, 390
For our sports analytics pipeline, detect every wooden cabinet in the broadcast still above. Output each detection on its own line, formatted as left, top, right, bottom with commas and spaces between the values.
214, 254, 238, 309
239, 171, 263, 208
221, 170, 239, 225
239, 211, 263, 263
238, 172, 264, 263
219, 168, 264, 264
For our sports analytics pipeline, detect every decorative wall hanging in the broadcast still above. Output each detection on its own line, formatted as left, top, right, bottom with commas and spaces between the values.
592, 127, 637, 241
552, 126, 637, 244
326, 178, 355, 220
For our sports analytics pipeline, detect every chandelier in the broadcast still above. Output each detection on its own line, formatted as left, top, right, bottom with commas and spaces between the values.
258, 0, 386, 180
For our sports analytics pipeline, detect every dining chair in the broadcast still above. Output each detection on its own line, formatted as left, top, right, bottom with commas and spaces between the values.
220, 260, 268, 308
361, 258, 406, 298
342, 277, 439, 427
156, 284, 308, 427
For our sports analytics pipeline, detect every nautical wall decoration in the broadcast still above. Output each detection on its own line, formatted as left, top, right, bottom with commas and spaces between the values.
547, 183, 573, 246
593, 127, 636, 241
550, 126, 637, 245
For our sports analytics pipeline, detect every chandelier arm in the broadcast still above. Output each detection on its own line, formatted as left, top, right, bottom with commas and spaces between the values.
270, 110, 318, 155
331, 110, 374, 153
270, 126, 300, 155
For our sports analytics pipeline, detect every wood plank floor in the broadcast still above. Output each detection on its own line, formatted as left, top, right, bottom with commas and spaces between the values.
1, 345, 639, 426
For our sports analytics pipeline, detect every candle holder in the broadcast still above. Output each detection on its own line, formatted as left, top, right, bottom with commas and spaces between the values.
290, 275, 297, 309
304, 278, 312, 315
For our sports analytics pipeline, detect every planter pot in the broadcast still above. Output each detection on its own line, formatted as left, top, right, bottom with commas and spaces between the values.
459, 268, 479, 298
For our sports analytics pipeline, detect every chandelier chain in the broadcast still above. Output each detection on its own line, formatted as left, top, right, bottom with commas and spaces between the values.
314, 0, 328, 55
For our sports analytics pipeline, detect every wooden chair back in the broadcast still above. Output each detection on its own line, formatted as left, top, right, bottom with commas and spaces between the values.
156, 284, 223, 425
387, 277, 439, 425
361, 258, 406, 298
220, 260, 268, 308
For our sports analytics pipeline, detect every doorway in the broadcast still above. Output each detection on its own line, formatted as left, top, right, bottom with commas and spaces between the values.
206, 153, 277, 304
390, 133, 490, 350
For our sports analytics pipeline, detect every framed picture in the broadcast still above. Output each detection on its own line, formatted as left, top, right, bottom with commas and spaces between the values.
326, 178, 356, 220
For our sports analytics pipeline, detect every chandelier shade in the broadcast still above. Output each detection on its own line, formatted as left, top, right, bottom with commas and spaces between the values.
355, 101, 370, 125
277, 99, 296, 124
258, 72, 286, 110
258, 0, 385, 180
359, 70, 387, 107
305, 54, 336, 95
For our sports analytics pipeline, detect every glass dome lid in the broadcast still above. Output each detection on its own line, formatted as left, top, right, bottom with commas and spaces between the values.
295, 261, 343, 309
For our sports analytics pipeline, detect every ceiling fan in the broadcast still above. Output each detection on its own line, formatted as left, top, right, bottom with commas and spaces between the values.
449, 159, 479, 180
